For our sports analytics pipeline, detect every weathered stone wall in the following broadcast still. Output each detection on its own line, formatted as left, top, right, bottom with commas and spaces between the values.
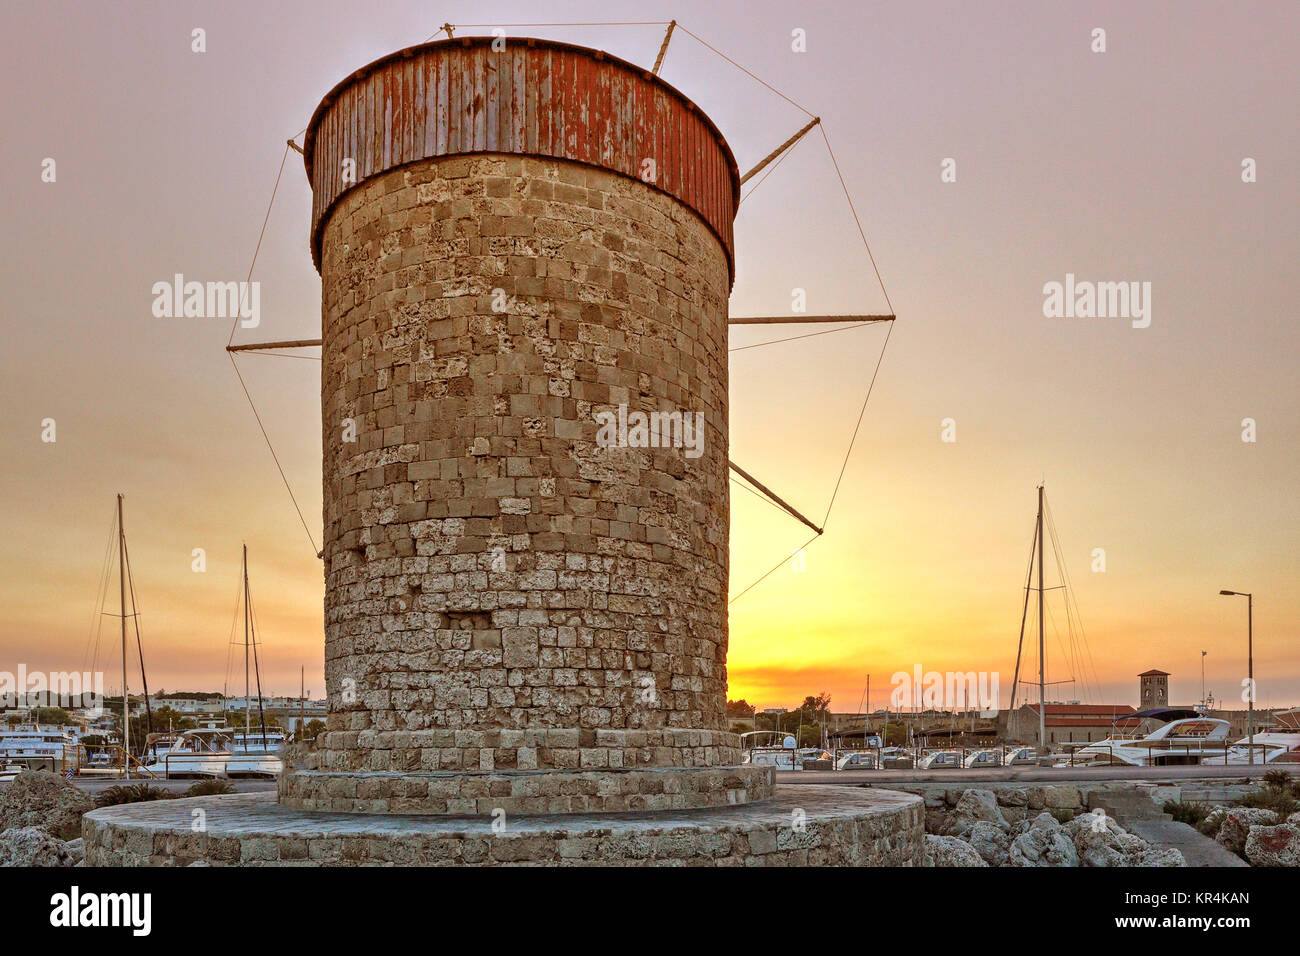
85, 788, 925, 867
278, 762, 774, 815
315, 153, 732, 776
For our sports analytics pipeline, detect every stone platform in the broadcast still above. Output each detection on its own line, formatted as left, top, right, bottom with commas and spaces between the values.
83, 786, 923, 867
279, 764, 774, 815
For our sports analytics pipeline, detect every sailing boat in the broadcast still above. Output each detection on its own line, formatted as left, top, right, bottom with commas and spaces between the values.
102, 495, 231, 779
225, 545, 284, 777
1007, 484, 1100, 757
95, 494, 155, 777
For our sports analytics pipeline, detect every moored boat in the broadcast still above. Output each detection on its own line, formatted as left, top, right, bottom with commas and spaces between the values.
139, 729, 233, 778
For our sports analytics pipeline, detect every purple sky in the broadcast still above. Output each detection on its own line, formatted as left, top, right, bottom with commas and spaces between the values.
1, 0, 1296, 710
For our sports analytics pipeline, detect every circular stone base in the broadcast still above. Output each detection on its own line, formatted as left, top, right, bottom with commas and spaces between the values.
83, 786, 923, 866
301, 729, 743, 774
278, 764, 773, 815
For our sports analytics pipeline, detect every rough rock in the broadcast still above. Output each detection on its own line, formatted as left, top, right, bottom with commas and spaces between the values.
1288, 811, 1300, 825
1043, 785, 1083, 810
0, 771, 93, 840
1216, 808, 1279, 855
924, 808, 949, 834
1130, 845, 1186, 867
966, 820, 1010, 866
922, 834, 988, 867
1201, 806, 1229, 837
0, 827, 82, 867
943, 789, 1006, 836
1067, 811, 1151, 867
999, 787, 1029, 807
63, 838, 85, 865
1008, 812, 1079, 867
1244, 823, 1300, 867
1000, 806, 1028, 825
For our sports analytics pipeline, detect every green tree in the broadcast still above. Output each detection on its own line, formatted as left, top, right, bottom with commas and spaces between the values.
224, 711, 283, 730
726, 699, 756, 718
881, 721, 907, 747
31, 707, 72, 725
796, 725, 823, 748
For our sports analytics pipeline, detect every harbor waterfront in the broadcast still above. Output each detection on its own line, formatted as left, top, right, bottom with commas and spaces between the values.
2, 3, 1296, 941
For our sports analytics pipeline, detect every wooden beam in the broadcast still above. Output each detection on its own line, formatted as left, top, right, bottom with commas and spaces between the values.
739, 117, 820, 186
728, 314, 894, 326
729, 460, 823, 535
226, 339, 322, 352
652, 20, 676, 75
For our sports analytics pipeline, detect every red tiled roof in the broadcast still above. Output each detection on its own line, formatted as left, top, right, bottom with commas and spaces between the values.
1028, 704, 1136, 716
1137, 669, 1170, 677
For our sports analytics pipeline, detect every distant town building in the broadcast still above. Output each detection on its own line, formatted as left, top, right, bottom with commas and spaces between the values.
1005, 703, 1137, 745
152, 696, 220, 714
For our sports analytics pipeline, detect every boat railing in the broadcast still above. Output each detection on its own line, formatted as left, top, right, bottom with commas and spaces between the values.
67, 743, 157, 779
1055, 739, 1267, 767
780, 737, 1282, 772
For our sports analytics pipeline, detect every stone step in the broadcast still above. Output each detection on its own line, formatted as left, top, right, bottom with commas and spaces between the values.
1126, 820, 1249, 867
1088, 789, 1171, 825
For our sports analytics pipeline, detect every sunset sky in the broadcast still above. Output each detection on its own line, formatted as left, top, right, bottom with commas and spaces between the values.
2, 0, 1296, 714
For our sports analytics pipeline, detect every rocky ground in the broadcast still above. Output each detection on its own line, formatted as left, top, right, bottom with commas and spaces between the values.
1199, 805, 1300, 867
921, 784, 1300, 867
3, 770, 1298, 867
0, 771, 91, 866
921, 787, 1185, 867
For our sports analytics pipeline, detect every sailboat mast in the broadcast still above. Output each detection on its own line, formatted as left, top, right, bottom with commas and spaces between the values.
1037, 484, 1046, 753
243, 543, 250, 736
117, 494, 129, 774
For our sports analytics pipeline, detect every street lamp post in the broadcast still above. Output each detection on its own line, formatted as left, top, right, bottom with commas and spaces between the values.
1219, 590, 1254, 765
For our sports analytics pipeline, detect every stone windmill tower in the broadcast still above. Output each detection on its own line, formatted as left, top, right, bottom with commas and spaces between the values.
85, 29, 915, 866
283, 34, 768, 813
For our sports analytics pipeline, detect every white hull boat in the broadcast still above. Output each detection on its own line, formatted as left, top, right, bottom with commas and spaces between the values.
140, 729, 233, 778
226, 731, 285, 777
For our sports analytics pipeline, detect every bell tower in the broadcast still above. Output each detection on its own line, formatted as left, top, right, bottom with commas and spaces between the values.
1138, 669, 1170, 709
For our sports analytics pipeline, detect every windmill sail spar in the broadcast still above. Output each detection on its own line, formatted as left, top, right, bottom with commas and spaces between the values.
223, 22, 898, 602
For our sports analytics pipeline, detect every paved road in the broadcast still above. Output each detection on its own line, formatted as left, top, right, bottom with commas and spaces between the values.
1124, 819, 1249, 866
778, 764, 1275, 785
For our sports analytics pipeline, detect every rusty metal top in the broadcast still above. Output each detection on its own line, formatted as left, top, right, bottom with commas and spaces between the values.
304, 37, 740, 279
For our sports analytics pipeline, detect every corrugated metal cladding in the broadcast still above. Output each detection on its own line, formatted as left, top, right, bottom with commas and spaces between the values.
303, 37, 740, 277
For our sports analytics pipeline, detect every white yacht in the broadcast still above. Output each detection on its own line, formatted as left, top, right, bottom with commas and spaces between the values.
1063, 710, 1233, 767
1064, 707, 1300, 767
139, 729, 232, 778
226, 729, 285, 777
740, 731, 799, 770
0, 725, 75, 771
1226, 707, 1300, 765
